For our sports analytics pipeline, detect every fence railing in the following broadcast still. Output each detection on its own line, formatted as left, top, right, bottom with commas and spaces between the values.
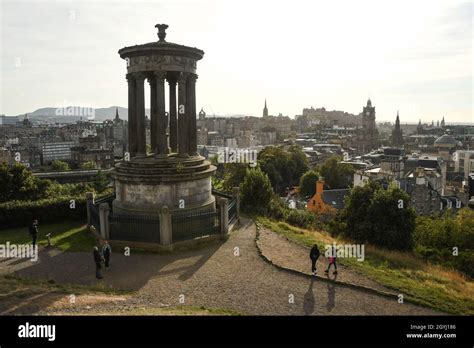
88, 188, 238, 244
94, 192, 116, 206
213, 189, 237, 225
228, 200, 237, 225
212, 189, 233, 200
172, 210, 220, 242
89, 202, 101, 232
109, 213, 160, 243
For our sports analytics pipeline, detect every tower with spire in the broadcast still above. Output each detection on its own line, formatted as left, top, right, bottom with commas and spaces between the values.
417, 119, 423, 134
441, 116, 445, 128
391, 111, 403, 147
357, 98, 378, 152
263, 99, 268, 117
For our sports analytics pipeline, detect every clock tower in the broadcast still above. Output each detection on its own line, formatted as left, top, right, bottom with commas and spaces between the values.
362, 98, 376, 132
355, 98, 379, 153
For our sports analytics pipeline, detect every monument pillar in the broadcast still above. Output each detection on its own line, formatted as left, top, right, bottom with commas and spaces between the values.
155, 71, 169, 157
149, 75, 158, 154
168, 76, 178, 153
127, 73, 137, 157
187, 74, 198, 155
135, 73, 147, 157
178, 72, 188, 157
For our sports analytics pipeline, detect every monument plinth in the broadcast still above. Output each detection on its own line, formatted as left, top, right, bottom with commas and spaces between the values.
111, 24, 216, 217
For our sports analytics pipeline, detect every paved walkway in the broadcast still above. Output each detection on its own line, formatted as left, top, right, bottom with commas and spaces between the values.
257, 226, 395, 294
0, 218, 440, 315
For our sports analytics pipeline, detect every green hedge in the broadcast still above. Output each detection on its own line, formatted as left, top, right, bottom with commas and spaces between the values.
266, 196, 321, 230
0, 197, 87, 229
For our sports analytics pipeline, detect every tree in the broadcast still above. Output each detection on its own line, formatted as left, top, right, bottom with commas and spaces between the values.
287, 145, 309, 181
51, 160, 70, 171
258, 145, 308, 194
222, 163, 248, 192
93, 170, 109, 193
0, 162, 50, 202
81, 161, 97, 169
317, 155, 354, 189
334, 181, 416, 250
299, 170, 319, 197
240, 167, 273, 214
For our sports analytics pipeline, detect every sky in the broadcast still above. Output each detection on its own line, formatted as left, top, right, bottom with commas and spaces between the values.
0, 0, 472, 123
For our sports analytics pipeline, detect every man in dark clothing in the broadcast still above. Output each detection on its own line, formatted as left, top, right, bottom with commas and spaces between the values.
93, 246, 104, 279
29, 219, 39, 247
102, 241, 111, 269
309, 244, 320, 276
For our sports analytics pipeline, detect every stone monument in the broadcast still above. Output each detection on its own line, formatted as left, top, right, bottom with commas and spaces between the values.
111, 24, 216, 219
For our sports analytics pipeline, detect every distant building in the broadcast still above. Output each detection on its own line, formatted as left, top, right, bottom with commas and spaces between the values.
263, 99, 268, 118
0, 116, 19, 126
41, 141, 75, 164
454, 150, 474, 179
391, 111, 403, 147
71, 146, 114, 169
307, 180, 350, 214
353, 99, 379, 153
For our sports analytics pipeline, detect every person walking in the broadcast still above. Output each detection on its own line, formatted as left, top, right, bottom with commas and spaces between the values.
93, 246, 104, 279
29, 219, 39, 247
309, 244, 320, 276
102, 240, 112, 269
325, 245, 338, 275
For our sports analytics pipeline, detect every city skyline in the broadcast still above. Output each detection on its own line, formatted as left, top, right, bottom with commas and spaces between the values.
1, 0, 472, 123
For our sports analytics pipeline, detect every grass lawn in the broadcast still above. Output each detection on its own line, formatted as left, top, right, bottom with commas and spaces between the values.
0, 221, 97, 252
258, 217, 474, 315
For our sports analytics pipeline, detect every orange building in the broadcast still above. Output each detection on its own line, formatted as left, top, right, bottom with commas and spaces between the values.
307, 180, 350, 215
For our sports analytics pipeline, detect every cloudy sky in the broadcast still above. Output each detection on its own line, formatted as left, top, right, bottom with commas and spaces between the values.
1, 0, 472, 123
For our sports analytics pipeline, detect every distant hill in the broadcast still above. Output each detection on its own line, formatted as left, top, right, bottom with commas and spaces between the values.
18, 106, 150, 121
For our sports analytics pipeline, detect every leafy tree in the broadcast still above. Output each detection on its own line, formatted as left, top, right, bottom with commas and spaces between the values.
240, 167, 273, 214
334, 181, 416, 250
413, 209, 474, 278
317, 155, 354, 189
287, 145, 309, 181
258, 145, 308, 194
93, 170, 109, 193
0, 162, 13, 201
222, 163, 248, 192
0, 162, 53, 202
51, 160, 70, 171
81, 161, 97, 169
299, 170, 319, 197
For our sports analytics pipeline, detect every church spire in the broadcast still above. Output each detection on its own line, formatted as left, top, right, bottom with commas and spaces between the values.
115, 107, 119, 120
392, 110, 403, 147
263, 98, 268, 117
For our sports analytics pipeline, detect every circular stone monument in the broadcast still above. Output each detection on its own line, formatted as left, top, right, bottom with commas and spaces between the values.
111, 24, 216, 217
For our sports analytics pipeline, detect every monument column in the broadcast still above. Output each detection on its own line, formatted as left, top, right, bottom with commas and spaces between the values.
148, 75, 158, 154
126, 73, 137, 157
186, 74, 198, 155
177, 72, 188, 157
154, 71, 169, 157
168, 76, 178, 153
135, 73, 146, 157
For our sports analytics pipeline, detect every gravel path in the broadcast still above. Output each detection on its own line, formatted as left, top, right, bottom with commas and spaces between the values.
0, 218, 440, 315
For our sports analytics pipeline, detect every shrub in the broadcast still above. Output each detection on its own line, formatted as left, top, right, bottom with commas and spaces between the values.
241, 167, 273, 214
0, 196, 87, 229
